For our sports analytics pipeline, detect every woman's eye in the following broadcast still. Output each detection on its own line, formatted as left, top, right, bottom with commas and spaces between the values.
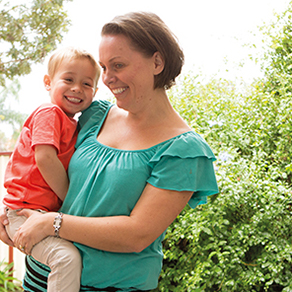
115, 63, 123, 69
99, 64, 106, 71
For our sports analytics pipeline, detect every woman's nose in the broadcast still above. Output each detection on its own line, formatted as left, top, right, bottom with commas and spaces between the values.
103, 70, 115, 86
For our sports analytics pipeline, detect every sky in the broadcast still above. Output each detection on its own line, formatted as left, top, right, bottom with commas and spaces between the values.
6, 0, 292, 118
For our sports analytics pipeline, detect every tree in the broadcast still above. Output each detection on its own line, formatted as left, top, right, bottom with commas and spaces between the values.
0, 0, 72, 150
0, 0, 71, 87
0, 81, 26, 150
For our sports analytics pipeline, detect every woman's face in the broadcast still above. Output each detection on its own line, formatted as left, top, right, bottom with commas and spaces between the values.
99, 34, 162, 112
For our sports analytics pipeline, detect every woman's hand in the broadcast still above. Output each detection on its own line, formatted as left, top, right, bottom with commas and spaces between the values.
0, 206, 14, 246
13, 209, 56, 254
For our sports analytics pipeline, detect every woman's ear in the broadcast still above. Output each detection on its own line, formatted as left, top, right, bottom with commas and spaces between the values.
153, 52, 164, 75
43, 75, 51, 91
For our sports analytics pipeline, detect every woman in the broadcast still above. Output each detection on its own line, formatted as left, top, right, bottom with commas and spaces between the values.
0, 12, 218, 292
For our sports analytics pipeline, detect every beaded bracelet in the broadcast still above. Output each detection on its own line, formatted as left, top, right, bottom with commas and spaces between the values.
53, 212, 63, 237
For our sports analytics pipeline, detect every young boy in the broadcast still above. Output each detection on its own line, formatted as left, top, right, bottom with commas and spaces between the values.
3, 47, 100, 292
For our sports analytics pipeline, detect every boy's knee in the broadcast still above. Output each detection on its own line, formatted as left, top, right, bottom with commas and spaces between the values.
47, 243, 81, 269
58, 248, 81, 266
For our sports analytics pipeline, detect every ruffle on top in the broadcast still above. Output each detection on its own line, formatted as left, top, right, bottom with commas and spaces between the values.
147, 131, 218, 208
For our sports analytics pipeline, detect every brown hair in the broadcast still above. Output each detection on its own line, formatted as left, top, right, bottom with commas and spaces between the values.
101, 12, 184, 89
48, 47, 100, 89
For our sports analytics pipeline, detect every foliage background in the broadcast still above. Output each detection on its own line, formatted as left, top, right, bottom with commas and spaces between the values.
0, 0, 71, 150
0, 260, 22, 291
152, 3, 292, 292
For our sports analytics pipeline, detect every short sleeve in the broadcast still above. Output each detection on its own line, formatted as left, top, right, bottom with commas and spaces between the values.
31, 105, 63, 152
147, 132, 219, 209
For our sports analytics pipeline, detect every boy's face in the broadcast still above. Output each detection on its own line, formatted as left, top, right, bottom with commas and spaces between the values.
44, 58, 98, 117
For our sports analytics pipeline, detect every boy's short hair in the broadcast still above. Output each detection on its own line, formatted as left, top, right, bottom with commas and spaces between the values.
48, 47, 100, 89
101, 12, 184, 90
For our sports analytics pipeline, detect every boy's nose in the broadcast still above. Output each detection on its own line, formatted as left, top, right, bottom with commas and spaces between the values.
72, 83, 82, 93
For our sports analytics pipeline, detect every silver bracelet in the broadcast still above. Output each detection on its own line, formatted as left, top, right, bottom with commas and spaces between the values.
53, 212, 63, 237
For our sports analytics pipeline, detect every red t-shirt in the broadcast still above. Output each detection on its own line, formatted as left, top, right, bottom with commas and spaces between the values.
3, 103, 78, 211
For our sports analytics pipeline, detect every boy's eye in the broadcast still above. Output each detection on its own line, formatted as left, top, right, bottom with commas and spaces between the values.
65, 78, 73, 82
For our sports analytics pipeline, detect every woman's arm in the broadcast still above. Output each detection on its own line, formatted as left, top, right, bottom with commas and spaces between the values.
35, 144, 69, 201
14, 184, 192, 254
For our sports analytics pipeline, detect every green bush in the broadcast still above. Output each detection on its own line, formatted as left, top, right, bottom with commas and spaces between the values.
153, 3, 292, 291
0, 260, 23, 291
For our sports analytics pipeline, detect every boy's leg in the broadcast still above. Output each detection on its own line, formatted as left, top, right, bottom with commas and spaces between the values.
31, 235, 82, 292
5, 208, 27, 240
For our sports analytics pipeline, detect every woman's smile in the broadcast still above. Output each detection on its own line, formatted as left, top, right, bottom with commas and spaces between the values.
111, 87, 128, 95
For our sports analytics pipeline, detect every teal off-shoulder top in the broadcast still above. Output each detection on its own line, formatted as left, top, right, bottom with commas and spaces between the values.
23, 99, 218, 292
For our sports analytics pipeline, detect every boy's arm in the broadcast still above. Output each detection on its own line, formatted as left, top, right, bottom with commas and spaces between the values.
34, 144, 69, 201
